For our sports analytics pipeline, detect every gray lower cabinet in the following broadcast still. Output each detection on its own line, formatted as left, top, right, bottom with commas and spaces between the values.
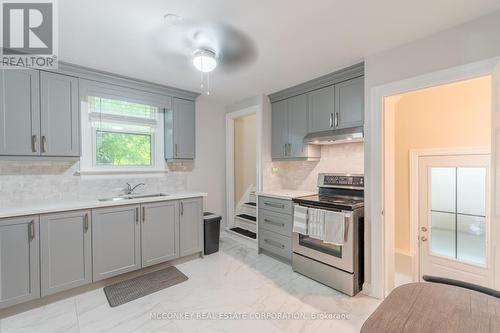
335, 76, 364, 129
165, 97, 196, 160
0, 68, 40, 156
92, 205, 141, 281
141, 201, 179, 267
179, 198, 203, 257
0, 216, 40, 309
40, 72, 80, 157
40, 210, 92, 296
258, 196, 293, 262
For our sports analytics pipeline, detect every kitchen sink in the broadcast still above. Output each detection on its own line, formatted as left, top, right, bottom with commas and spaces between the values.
98, 193, 169, 202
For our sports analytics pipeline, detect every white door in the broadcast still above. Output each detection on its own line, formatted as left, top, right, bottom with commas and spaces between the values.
419, 154, 491, 286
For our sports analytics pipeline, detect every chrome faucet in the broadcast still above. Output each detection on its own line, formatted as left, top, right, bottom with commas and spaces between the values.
124, 183, 145, 195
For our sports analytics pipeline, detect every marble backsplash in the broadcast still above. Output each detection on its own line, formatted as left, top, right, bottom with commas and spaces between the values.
0, 161, 188, 208
263, 142, 364, 192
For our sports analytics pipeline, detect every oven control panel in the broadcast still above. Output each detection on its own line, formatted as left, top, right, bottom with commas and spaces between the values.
319, 174, 364, 188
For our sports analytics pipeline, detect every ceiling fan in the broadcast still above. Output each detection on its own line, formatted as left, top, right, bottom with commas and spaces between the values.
156, 14, 258, 95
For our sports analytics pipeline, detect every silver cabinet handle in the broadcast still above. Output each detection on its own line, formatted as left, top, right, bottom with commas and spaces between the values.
135, 207, 139, 224
283, 144, 286, 157
84, 213, 89, 232
174, 143, 178, 157
264, 238, 285, 249
41, 136, 48, 153
287, 143, 291, 156
264, 219, 285, 227
329, 113, 333, 128
335, 112, 339, 127
31, 135, 38, 153
264, 202, 285, 209
28, 220, 35, 240
180, 202, 184, 216
142, 206, 145, 223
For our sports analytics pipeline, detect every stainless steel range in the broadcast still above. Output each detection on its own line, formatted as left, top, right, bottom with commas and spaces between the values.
292, 173, 364, 296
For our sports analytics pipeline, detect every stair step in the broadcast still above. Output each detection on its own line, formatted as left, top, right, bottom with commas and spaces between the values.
229, 227, 256, 239
235, 214, 256, 223
243, 202, 256, 209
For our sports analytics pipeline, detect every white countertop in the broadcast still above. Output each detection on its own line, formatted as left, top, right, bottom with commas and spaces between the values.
256, 189, 316, 200
0, 191, 207, 219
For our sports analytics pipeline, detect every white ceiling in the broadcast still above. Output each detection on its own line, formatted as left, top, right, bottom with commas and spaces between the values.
59, 0, 500, 104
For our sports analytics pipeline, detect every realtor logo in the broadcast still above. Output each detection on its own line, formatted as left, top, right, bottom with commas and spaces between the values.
1, 0, 58, 68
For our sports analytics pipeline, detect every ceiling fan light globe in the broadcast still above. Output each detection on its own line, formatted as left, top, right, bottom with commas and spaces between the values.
192, 49, 217, 73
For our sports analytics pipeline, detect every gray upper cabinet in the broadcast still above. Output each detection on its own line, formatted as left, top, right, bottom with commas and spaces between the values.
40, 210, 91, 297
179, 198, 203, 257
40, 72, 80, 157
0, 68, 80, 158
307, 85, 334, 133
271, 99, 288, 159
288, 94, 310, 158
0, 216, 40, 309
141, 201, 179, 267
92, 205, 141, 281
0, 68, 40, 156
335, 76, 364, 129
271, 95, 320, 160
165, 97, 196, 160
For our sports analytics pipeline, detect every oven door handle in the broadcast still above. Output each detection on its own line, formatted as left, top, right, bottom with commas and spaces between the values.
344, 214, 351, 242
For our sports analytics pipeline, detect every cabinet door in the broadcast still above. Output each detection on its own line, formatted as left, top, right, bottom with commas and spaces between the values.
179, 198, 203, 257
92, 205, 141, 281
287, 94, 309, 158
40, 72, 80, 156
0, 216, 40, 309
141, 201, 179, 267
40, 210, 91, 296
172, 98, 195, 159
307, 85, 334, 133
334, 76, 364, 129
0, 68, 40, 156
271, 100, 288, 159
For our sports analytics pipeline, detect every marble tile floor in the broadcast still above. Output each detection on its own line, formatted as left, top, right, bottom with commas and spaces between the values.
0, 237, 380, 333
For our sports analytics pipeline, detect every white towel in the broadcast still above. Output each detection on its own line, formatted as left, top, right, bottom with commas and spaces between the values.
308, 208, 325, 240
293, 205, 308, 234
324, 210, 347, 245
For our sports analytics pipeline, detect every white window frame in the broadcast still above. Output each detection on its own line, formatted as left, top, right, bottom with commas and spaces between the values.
79, 80, 170, 175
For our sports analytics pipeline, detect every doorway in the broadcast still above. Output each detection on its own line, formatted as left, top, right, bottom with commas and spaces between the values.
417, 153, 491, 286
383, 74, 493, 293
225, 104, 263, 244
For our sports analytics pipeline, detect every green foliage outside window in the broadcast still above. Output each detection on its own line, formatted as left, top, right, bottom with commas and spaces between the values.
96, 131, 152, 166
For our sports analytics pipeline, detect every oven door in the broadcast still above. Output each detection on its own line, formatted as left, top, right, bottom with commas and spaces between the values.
292, 206, 354, 273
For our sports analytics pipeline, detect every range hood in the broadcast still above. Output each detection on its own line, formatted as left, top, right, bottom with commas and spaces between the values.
303, 126, 364, 145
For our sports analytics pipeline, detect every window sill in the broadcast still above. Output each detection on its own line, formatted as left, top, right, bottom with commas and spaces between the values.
75, 169, 168, 176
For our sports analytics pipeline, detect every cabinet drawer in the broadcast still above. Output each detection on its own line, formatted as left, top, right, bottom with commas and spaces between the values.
259, 230, 291, 260
258, 196, 292, 215
259, 210, 292, 237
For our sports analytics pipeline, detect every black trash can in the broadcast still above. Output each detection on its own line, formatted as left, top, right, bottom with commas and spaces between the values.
203, 212, 221, 255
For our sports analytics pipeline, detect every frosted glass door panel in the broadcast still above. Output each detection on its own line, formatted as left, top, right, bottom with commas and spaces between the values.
457, 168, 486, 216
430, 211, 456, 259
431, 168, 456, 212
457, 215, 485, 265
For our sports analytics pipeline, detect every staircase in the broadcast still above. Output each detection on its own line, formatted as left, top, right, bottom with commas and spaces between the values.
232, 188, 257, 239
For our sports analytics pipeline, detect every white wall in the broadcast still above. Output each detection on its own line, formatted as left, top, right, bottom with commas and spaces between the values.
364, 10, 500, 297
186, 97, 227, 220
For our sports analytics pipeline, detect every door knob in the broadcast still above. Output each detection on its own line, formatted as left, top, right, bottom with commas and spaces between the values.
421, 236, 428, 242
421, 226, 427, 232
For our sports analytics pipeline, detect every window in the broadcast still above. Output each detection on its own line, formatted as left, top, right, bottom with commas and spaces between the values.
430, 167, 487, 265
79, 84, 167, 174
